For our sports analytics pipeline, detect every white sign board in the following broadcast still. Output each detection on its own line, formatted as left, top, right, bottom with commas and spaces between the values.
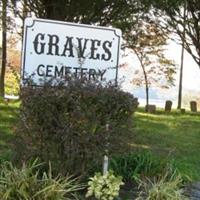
21, 18, 121, 86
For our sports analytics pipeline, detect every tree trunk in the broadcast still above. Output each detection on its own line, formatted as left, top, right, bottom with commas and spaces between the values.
0, 0, 7, 97
177, 0, 186, 109
134, 49, 149, 112
177, 43, 184, 109
144, 70, 149, 112
140, 61, 149, 112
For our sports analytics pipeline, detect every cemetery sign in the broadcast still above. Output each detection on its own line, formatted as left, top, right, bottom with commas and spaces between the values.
21, 18, 121, 86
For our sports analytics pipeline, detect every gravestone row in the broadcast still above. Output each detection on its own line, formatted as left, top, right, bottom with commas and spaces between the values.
164, 100, 198, 113
165, 100, 197, 113
144, 100, 198, 114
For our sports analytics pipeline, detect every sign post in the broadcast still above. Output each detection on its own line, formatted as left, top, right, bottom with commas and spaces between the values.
21, 18, 121, 86
103, 123, 110, 175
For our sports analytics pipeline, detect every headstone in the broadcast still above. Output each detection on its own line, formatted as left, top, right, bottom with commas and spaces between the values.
181, 108, 186, 114
134, 98, 139, 108
190, 101, 197, 112
165, 100, 172, 112
145, 105, 156, 113
4, 98, 10, 105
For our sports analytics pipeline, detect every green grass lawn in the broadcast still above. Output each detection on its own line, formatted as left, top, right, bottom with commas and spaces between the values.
1, 101, 200, 180
133, 108, 200, 180
0, 100, 19, 161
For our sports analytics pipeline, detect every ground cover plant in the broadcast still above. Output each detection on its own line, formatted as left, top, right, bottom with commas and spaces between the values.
136, 169, 188, 200
86, 170, 124, 200
0, 159, 83, 200
110, 151, 172, 183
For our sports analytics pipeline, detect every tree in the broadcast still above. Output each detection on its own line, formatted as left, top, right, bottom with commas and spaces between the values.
177, 0, 186, 109
0, 0, 20, 97
11, 0, 152, 32
124, 19, 176, 111
151, 0, 200, 68
148, 0, 200, 109
0, 0, 7, 97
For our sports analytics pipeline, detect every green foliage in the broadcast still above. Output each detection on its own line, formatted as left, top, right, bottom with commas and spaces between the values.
0, 96, 4, 103
0, 159, 83, 200
86, 170, 124, 200
110, 151, 172, 183
11, 0, 151, 31
136, 169, 188, 200
5, 68, 20, 95
14, 79, 137, 176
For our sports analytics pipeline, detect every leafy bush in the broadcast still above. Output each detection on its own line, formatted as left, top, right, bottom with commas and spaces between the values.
5, 67, 20, 95
86, 170, 124, 200
110, 151, 174, 183
14, 79, 138, 176
0, 159, 83, 200
136, 170, 188, 200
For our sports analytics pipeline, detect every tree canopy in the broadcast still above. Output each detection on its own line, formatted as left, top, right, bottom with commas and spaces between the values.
123, 17, 176, 109
151, 0, 200, 68
11, 0, 150, 30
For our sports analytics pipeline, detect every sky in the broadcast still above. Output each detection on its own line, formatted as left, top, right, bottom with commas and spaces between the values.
166, 41, 200, 91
